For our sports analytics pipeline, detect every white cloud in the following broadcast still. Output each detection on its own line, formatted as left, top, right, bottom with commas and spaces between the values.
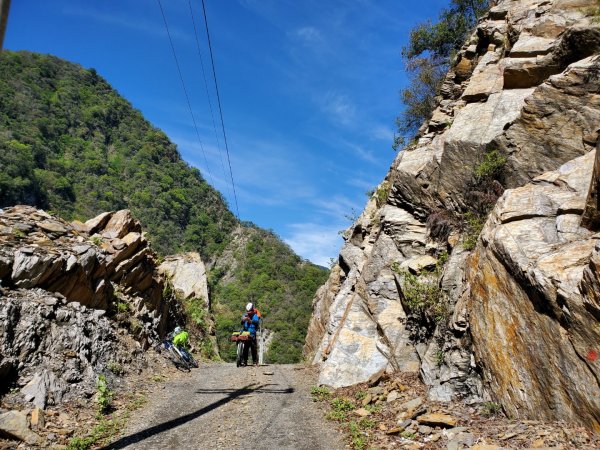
170, 131, 320, 209
62, 6, 189, 42
311, 195, 364, 221
346, 176, 379, 192
371, 124, 395, 142
284, 223, 344, 267
343, 140, 378, 164
294, 26, 323, 44
320, 91, 356, 126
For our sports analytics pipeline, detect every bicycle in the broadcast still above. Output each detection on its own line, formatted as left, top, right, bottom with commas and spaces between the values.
156, 338, 198, 371
230, 331, 251, 367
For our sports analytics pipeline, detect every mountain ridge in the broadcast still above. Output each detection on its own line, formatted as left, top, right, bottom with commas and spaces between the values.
0, 50, 328, 362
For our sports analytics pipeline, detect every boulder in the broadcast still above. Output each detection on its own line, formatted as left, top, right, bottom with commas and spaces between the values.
462, 57, 504, 102
502, 57, 562, 89
416, 412, 458, 428
0, 410, 42, 445
158, 252, 209, 306
510, 35, 555, 57
102, 210, 142, 239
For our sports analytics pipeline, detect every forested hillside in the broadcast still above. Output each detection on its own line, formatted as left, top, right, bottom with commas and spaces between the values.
0, 50, 328, 361
211, 225, 328, 363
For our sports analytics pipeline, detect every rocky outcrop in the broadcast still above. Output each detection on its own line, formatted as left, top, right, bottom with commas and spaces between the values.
159, 252, 209, 307
305, 0, 600, 428
0, 206, 167, 333
0, 206, 171, 409
0, 288, 146, 410
467, 151, 600, 430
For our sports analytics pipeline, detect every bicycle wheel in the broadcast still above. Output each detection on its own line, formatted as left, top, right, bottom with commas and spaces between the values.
236, 341, 244, 367
181, 348, 198, 369
169, 346, 190, 372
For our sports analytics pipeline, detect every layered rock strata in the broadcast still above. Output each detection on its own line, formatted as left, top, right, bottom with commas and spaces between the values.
305, 0, 600, 428
467, 151, 600, 430
0, 206, 166, 332
0, 206, 169, 408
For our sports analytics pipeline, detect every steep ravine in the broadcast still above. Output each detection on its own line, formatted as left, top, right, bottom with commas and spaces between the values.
305, 0, 600, 430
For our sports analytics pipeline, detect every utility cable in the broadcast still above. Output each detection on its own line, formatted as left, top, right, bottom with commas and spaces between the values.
157, 0, 214, 186
187, 0, 234, 206
200, 0, 240, 219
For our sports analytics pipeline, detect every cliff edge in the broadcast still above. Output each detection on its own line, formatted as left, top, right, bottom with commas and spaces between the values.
305, 0, 600, 429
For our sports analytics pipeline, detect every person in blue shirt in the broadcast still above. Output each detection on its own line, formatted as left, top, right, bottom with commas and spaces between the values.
241, 302, 260, 366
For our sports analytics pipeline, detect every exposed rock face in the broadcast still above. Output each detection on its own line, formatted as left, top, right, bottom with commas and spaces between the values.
0, 288, 145, 409
159, 252, 209, 307
467, 151, 600, 430
0, 409, 42, 445
0, 206, 167, 333
305, 0, 600, 428
0, 206, 170, 408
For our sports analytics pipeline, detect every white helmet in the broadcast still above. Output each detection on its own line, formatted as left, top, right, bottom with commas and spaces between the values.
174, 326, 181, 334
245, 302, 254, 312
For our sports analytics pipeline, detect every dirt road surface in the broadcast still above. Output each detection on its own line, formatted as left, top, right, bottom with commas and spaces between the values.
104, 363, 345, 450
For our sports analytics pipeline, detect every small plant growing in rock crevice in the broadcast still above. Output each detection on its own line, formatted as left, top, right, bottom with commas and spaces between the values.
96, 374, 113, 415
462, 211, 486, 251
584, 0, 600, 21
474, 149, 507, 182
398, 271, 442, 316
481, 401, 502, 417
392, 257, 448, 323
374, 181, 391, 207
392, 254, 450, 343
461, 148, 507, 250
435, 349, 445, 367
107, 361, 124, 376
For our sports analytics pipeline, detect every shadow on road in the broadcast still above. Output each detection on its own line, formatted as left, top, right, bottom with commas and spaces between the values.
195, 384, 294, 395
101, 383, 293, 449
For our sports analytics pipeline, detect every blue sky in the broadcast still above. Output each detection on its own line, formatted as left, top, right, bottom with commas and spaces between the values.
5, 0, 447, 266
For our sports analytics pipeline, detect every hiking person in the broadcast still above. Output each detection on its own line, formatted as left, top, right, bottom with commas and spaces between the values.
241, 302, 260, 366
171, 326, 190, 350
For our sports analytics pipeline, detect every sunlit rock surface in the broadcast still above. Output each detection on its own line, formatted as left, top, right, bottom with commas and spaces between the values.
305, 0, 600, 427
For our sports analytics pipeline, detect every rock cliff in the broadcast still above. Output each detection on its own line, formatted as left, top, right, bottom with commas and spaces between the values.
0, 205, 168, 409
305, 0, 600, 429
0, 206, 166, 330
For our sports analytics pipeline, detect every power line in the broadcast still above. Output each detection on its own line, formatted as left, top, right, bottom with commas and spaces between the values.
200, 0, 240, 219
156, 0, 214, 186
187, 0, 233, 207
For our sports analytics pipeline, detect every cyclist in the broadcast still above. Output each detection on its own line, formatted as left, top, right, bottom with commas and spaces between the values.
169, 325, 195, 364
240, 303, 260, 366
172, 326, 190, 350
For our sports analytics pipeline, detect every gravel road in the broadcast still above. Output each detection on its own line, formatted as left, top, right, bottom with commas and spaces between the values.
104, 363, 345, 450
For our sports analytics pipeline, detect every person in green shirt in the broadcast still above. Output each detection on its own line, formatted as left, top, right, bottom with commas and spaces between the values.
172, 326, 189, 350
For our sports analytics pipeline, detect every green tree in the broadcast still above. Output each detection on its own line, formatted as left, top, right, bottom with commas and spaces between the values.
394, 0, 489, 149
0, 51, 328, 363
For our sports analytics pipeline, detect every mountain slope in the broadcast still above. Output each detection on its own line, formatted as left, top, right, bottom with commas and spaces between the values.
0, 50, 328, 362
